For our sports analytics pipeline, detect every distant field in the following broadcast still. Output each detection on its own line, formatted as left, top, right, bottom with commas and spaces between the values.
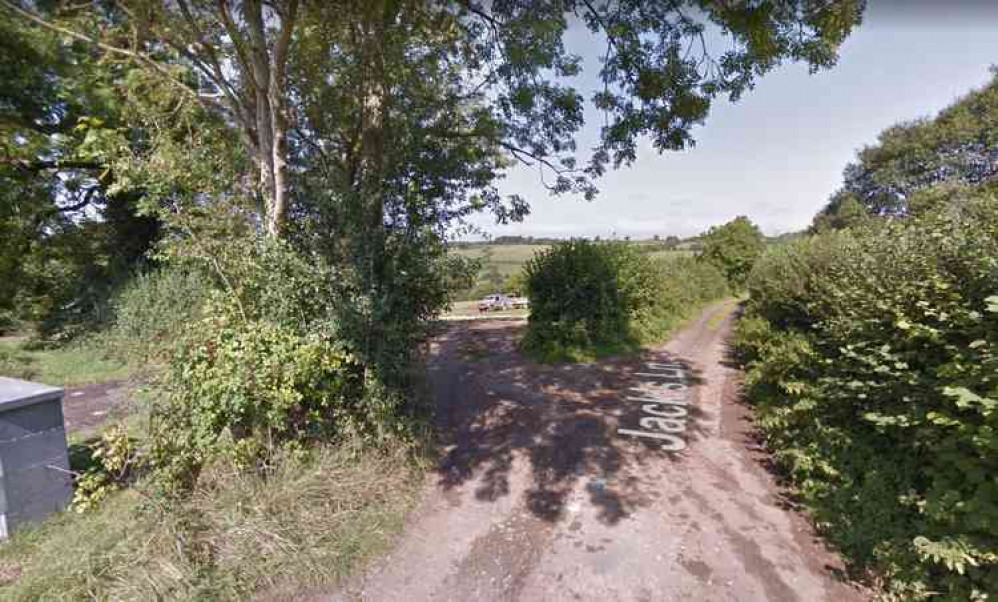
452, 243, 696, 281
450, 244, 550, 278
648, 248, 695, 261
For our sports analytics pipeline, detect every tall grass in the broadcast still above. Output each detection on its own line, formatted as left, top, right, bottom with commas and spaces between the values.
0, 443, 424, 601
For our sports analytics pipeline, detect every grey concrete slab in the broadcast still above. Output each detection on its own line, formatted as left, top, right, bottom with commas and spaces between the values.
0, 377, 63, 412
0, 400, 66, 443
0, 377, 72, 538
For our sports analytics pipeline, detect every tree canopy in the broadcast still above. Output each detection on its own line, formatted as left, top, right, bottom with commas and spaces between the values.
815, 69, 998, 226
0, 0, 864, 335
698, 215, 765, 287
3, 0, 864, 234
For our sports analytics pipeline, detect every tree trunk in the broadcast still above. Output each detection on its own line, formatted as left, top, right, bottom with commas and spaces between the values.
267, 0, 297, 237
240, 0, 296, 238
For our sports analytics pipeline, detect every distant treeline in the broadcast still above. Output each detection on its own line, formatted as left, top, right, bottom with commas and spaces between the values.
453, 234, 694, 247
454, 232, 803, 248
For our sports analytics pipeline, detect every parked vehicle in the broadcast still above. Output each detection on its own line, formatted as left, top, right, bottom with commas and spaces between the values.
478, 294, 512, 312
477, 294, 529, 312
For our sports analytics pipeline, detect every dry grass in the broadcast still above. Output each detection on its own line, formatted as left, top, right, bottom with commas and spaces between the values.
0, 442, 425, 601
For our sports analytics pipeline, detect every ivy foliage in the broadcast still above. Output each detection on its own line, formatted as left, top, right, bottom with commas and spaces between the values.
735, 193, 998, 600
523, 240, 727, 361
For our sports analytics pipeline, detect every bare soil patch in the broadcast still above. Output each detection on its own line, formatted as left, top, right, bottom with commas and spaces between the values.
61, 381, 134, 436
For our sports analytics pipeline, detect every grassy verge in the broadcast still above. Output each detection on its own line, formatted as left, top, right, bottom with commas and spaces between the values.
0, 442, 425, 601
705, 298, 739, 332
0, 338, 131, 387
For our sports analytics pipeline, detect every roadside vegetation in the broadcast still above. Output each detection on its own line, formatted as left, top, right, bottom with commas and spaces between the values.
0, 1, 866, 599
734, 77, 998, 601
0, 443, 422, 599
521, 237, 739, 362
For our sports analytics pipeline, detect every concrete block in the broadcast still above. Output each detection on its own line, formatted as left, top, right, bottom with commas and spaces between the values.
0, 400, 65, 443
0, 377, 72, 538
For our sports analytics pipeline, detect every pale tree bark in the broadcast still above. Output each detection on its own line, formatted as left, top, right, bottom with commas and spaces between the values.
0, 0, 300, 238
266, 1, 296, 237
221, 0, 298, 237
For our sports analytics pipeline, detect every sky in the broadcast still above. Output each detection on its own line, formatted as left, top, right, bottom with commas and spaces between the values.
465, 1, 998, 240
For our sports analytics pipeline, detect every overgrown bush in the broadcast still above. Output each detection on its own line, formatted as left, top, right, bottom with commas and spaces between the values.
145, 238, 417, 492
149, 299, 368, 489
0, 309, 16, 336
735, 194, 998, 600
698, 215, 765, 288
523, 241, 727, 361
94, 266, 214, 365
2, 234, 430, 598
0, 345, 35, 380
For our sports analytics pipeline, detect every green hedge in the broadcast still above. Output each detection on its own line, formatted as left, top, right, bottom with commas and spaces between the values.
523, 240, 727, 361
734, 195, 998, 600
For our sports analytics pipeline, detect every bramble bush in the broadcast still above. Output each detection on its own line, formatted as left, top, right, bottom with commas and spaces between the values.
734, 194, 998, 600
141, 237, 415, 492
149, 301, 369, 490
523, 240, 727, 361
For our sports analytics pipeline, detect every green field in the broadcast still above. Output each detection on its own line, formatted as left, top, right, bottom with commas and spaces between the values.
452, 242, 696, 283
647, 248, 696, 261
450, 244, 550, 278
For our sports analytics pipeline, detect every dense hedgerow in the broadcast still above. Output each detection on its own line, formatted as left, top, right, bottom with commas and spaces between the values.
734, 195, 998, 600
523, 240, 727, 361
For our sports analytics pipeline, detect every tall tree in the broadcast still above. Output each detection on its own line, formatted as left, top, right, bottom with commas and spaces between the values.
698, 215, 765, 287
3, 0, 865, 238
815, 70, 998, 222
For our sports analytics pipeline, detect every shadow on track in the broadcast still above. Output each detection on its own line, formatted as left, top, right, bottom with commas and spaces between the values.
428, 320, 704, 525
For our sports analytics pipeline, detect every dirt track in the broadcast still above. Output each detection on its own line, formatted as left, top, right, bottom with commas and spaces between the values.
61, 381, 132, 436
331, 301, 868, 601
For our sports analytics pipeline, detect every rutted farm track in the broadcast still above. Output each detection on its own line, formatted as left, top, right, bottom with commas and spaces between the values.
330, 301, 869, 602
